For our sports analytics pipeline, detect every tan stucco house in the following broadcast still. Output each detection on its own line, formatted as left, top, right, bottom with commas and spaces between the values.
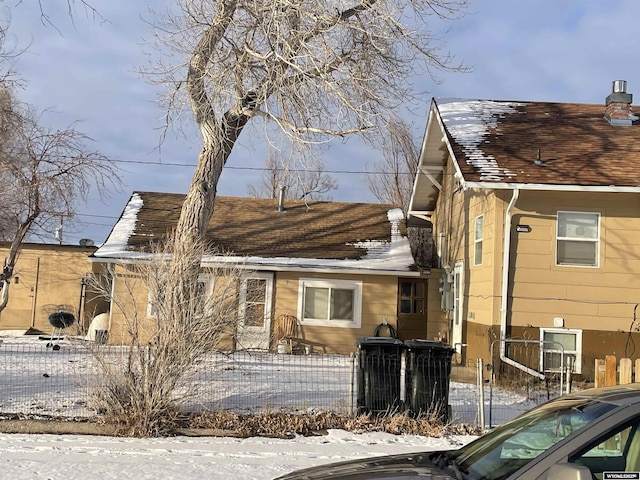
408, 80, 640, 380
91, 192, 446, 353
0, 242, 105, 335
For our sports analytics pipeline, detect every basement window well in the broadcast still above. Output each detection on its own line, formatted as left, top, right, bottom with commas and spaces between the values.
540, 327, 582, 375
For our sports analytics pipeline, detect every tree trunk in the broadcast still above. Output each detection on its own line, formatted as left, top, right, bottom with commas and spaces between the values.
173, 108, 250, 255
0, 214, 38, 313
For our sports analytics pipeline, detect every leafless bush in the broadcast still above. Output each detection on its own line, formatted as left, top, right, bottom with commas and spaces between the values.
87, 236, 247, 436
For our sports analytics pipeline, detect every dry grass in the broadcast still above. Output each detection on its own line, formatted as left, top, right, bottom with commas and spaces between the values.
185, 411, 483, 439
0, 411, 483, 439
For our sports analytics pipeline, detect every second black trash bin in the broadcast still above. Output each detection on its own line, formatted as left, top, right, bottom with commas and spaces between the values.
405, 339, 454, 421
356, 337, 404, 415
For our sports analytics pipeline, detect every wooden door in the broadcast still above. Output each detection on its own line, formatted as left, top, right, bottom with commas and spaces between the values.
396, 278, 427, 341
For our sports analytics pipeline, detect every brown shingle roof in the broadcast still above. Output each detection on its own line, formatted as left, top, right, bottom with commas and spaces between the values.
126, 192, 403, 260
436, 99, 640, 187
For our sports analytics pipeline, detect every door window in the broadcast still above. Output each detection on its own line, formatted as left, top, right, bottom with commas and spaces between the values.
399, 280, 425, 314
244, 278, 267, 327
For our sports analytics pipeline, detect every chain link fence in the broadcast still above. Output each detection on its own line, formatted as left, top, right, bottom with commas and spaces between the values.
0, 336, 568, 428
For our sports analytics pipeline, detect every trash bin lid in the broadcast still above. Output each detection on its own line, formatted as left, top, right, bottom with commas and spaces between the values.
405, 339, 453, 351
357, 336, 404, 347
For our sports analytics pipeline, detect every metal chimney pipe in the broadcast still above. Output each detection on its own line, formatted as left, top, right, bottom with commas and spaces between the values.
613, 80, 627, 93
277, 185, 286, 212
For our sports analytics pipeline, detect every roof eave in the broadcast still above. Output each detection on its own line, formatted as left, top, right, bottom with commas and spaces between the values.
88, 255, 420, 277
460, 181, 640, 193
409, 99, 461, 216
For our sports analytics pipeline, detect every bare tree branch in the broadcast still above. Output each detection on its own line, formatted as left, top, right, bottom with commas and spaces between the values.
365, 118, 419, 217
0, 87, 120, 312
247, 149, 337, 201
16, 0, 107, 29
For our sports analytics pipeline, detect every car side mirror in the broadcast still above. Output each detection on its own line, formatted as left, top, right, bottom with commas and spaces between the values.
547, 463, 593, 480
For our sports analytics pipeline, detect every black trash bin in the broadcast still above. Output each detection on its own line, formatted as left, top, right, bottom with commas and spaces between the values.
356, 337, 404, 415
405, 339, 454, 421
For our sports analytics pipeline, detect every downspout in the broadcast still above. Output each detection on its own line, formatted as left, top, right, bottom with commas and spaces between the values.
499, 189, 544, 379
30, 258, 41, 328
107, 263, 116, 335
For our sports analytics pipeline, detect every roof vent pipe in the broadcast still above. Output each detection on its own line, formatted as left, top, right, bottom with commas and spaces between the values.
613, 80, 627, 93
277, 185, 286, 212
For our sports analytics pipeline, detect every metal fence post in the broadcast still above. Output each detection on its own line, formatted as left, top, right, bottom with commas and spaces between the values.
477, 358, 485, 430
349, 352, 356, 416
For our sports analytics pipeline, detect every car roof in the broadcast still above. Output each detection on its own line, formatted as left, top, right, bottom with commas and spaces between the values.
558, 383, 640, 406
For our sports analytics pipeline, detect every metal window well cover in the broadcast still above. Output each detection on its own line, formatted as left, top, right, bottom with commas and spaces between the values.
356, 337, 404, 415
404, 339, 454, 420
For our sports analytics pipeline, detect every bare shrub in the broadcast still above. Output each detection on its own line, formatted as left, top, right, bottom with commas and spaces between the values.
87, 236, 246, 436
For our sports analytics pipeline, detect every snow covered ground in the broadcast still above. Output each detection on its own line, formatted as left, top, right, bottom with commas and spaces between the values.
0, 334, 554, 479
0, 429, 476, 479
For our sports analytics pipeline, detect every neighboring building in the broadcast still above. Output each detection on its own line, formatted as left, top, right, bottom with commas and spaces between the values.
408, 80, 640, 380
0, 242, 105, 335
91, 192, 447, 353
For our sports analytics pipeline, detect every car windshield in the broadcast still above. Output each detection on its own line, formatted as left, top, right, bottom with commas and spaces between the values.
443, 398, 617, 480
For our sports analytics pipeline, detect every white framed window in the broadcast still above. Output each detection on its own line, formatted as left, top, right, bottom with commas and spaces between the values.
474, 215, 483, 266
147, 274, 213, 318
556, 211, 600, 267
540, 327, 582, 374
297, 278, 362, 328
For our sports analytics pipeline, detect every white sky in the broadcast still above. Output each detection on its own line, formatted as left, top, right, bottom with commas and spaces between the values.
6, 0, 640, 245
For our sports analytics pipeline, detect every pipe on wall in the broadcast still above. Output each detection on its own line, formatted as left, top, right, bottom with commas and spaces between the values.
499, 189, 544, 379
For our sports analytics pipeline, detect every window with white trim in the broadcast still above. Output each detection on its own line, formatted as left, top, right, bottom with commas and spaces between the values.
474, 215, 483, 266
297, 278, 362, 328
556, 211, 600, 267
540, 327, 582, 374
147, 275, 212, 318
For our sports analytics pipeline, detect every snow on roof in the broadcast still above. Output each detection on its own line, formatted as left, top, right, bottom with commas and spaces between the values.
94, 193, 143, 256
437, 99, 526, 181
94, 205, 415, 273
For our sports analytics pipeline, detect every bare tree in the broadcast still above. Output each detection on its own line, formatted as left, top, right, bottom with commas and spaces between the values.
0, 89, 119, 312
247, 151, 337, 200
88, 236, 247, 436
146, 0, 466, 275
366, 119, 419, 217
14, 0, 105, 27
